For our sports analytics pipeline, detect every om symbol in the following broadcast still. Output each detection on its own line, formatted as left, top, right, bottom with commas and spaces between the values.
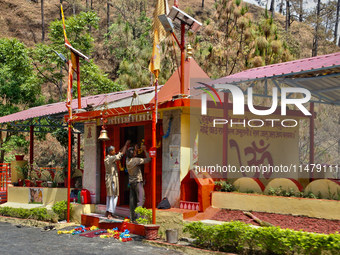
229, 139, 273, 179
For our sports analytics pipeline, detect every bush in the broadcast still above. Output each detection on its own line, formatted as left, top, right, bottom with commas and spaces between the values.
182, 221, 215, 248
31, 208, 50, 221
0, 206, 51, 221
134, 206, 152, 225
267, 186, 321, 199
52, 200, 71, 221
214, 180, 236, 192
183, 221, 340, 254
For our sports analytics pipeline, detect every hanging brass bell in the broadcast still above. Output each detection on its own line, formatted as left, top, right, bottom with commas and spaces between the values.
98, 129, 110, 141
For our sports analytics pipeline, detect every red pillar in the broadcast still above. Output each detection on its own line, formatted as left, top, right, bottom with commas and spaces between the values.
67, 56, 81, 223
180, 22, 185, 95
77, 133, 81, 169
309, 102, 315, 182
67, 124, 72, 222
151, 79, 158, 224
30, 126, 34, 167
66, 61, 73, 223
223, 93, 229, 179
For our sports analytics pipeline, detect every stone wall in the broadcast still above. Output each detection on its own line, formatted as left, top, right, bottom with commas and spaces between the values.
83, 122, 100, 202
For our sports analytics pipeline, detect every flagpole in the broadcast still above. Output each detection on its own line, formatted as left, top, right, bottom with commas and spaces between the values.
61, 4, 87, 223
152, 74, 158, 225
67, 122, 71, 223
67, 60, 72, 223
180, 22, 185, 95
149, 29, 160, 225
66, 60, 73, 223
76, 55, 81, 109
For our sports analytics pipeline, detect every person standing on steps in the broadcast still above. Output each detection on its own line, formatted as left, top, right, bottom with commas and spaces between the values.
126, 144, 151, 222
104, 140, 130, 219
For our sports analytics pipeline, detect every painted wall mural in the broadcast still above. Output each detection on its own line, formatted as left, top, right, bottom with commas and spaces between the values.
188, 107, 301, 183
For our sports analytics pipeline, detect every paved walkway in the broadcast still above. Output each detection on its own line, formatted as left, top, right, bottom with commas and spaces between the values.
0, 222, 183, 255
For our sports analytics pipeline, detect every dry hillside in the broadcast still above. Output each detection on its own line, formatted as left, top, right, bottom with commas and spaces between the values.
1, 0, 338, 84
1, 0, 340, 166
0, 0, 339, 100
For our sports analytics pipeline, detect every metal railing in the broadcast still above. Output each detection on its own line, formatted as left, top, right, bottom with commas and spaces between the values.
0, 163, 9, 204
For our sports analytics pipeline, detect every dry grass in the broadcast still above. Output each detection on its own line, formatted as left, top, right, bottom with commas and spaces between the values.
1, 0, 338, 165
0, 0, 339, 95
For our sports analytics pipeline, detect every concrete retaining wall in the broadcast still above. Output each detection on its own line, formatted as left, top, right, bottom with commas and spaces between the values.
212, 191, 340, 220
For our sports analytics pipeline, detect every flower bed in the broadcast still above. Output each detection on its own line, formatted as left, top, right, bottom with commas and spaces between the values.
211, 209, 340, 234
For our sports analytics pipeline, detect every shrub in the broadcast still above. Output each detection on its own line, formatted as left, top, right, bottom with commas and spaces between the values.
214, 180, 236, 192
267, 186, 320, 200
31, 208, 49, 221
183, 221, 340, 254
0, 206, 51, 221
182, 221, 215, 248
52, 200, 71, 221
134, 206, 152, 225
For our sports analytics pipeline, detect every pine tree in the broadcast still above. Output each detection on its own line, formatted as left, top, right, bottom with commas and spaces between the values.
335, 0, 340, 44
189, 0, 292, 78
41, 0, 45, 42
312, 0, 321, 56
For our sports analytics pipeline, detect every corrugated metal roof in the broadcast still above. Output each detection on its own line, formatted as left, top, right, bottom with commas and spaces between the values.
205, 51, 340, 106
0, 87, 156, 124
209, 51, 340, 84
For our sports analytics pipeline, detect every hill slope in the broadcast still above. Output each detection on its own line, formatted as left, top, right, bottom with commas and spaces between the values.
0, 0, 339, 97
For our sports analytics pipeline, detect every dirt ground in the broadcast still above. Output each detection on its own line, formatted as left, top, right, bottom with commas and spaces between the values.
211, 209, 340, 234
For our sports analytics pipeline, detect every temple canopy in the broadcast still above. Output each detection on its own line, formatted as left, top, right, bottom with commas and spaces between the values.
205, 51, 340, 106
0, 87, 158, 133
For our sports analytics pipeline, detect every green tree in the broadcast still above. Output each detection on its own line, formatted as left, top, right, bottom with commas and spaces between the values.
336, 0, 340, 45
312, 0, 321, 56
106, 13, 153, 88
105, 0, 176, 88
305, 0, 338, 56
256, 9, 292, 66
189, 0, 293, 78
30, 11, 124, 100
0, 38, 43, 163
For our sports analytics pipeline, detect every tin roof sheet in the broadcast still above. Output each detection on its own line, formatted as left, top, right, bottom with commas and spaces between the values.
0, 87, 156, 124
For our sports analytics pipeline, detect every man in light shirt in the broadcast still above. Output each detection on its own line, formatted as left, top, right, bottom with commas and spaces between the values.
104, 140, 130, 219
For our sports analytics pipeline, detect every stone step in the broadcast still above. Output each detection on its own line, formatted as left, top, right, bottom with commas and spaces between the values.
95, 205, 130, 217
81, 213, 146, 236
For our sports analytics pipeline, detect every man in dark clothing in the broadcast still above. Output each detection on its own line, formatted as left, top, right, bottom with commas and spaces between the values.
126, 145, 151, 222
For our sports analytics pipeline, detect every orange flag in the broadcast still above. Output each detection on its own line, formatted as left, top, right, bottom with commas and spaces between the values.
66, 60, 73, 119
152, 0, 169, 42
149, 30, 161, 79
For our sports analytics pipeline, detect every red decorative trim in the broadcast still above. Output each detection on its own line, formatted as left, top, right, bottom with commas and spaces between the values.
251, 178, 266, 191
287, 178, 304, 192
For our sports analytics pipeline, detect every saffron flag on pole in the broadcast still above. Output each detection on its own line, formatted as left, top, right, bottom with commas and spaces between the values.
152, 0, 169, 42
149, 29, 161, 124
61, 4, 77, 74
149, 30, 161, 79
